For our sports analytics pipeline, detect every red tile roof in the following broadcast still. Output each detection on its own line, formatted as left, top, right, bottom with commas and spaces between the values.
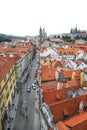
49, 93, 87, 123
57, 48, 77, 55
56, 121, 69, 130
0, 56, 16, 82
41, 68, 57, 82
41, 82, 58, 91
43, 81, 79, 105
60, 70, 81, 79
51, 61, 61, 68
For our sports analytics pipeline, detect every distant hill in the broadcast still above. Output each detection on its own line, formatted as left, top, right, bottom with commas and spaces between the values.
0, 33, 26, 42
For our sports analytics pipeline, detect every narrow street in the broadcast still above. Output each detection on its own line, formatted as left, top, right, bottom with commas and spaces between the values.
13, 52, 40, 130
4, 50, 41, 130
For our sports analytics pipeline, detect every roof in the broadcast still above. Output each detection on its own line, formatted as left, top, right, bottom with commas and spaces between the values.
0, 44, 32, 55
41, 68, 57, 82
49, 93, 87, 123
41, 65, 81, 82
57, 48, 77, 55
60, 70, 81, 79
64, 112, 87, 127
51, 61, 61, 68
49, 38, 64, 43
41, 82, 58, 91
43, 80, 79, 105
0, 56, 16, 82
42, 60, 51, 66
56, 121, 69, 130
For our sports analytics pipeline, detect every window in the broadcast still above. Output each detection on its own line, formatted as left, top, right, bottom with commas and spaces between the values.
13, 79, 15, 84
63, 108, 69, 119
5, 85, 8, 91
6, 92, 9, 99
47, 86, 50, 90
4, 77, 6, 82
56, 94, 60, 100
52, 86, 54, 90
10, 85, 12, 90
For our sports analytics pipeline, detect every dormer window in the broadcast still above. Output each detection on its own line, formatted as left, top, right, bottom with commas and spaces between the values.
52, 86, 54, 90
56, 94, 60, 100
63, 108, 69, 118
47, 87, 50, 90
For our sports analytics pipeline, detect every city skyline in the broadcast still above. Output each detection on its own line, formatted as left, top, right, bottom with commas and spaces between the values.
0, 0, 87, 36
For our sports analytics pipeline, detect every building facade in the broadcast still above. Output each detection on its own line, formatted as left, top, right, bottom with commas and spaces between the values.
0, 57, 16, 130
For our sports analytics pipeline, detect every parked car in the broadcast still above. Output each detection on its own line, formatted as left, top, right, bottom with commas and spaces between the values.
27, 86, 31, 92
34, 79, 37, 84
32, 83, 36, 90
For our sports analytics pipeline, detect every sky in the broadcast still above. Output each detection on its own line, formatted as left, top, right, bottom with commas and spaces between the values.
0, 0, 87, 36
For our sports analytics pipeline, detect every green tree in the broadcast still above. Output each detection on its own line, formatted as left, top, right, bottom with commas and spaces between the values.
62, 36, 72, 42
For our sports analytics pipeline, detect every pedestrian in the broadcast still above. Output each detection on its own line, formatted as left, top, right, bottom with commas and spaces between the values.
22, 113, 25, 118
26, 115, 28, 119
11, 116, 14, 121
20, 110, 21, 114
23, 114, 25, 118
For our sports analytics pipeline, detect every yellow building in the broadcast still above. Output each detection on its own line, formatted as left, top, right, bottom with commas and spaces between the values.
0, 56, 16, 130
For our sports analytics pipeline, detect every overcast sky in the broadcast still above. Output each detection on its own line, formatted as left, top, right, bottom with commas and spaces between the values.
0, 0, 87, 36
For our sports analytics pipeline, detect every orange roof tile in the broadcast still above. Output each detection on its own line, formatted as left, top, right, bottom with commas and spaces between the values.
41, 68, 57, 82
41, 82, 58, 91
51, 61, 61, 68
56, 121, 69, 130
60, 70, 81, 79
0, 56, 16, 82
43, 82, 79, 105
57, 48, 77, 55
49, 93, 87, 123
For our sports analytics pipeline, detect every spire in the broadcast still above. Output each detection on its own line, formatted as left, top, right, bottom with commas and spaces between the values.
75, 25, 77, 33
39, 26, 43, 42
39, 26, 42, 36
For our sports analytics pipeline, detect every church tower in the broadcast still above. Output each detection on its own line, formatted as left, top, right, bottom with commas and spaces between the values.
39, 26, 47, 43
39, 26, 43, 42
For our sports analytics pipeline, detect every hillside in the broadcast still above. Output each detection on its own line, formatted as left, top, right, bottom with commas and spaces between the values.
0, 33, 26, 42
